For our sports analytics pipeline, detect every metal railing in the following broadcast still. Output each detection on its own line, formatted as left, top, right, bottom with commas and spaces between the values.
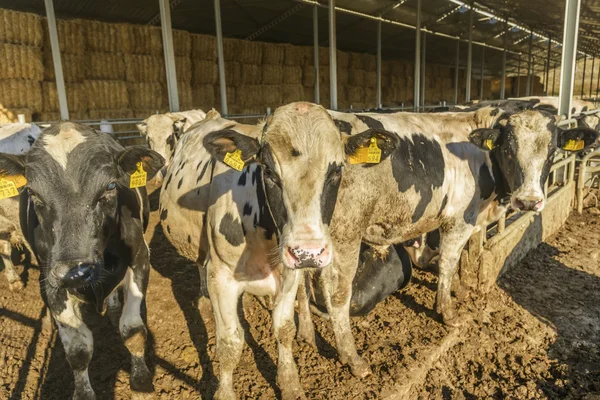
577, 147, 600, 213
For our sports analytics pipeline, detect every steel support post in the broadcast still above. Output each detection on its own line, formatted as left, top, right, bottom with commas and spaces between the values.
313, 5, 320, 104
526, 33, 533, 96
590, 57, 595, 97
500, 19, 508, 99
480, 46, 485, 100
466, 2, 473, 102
160, 0, 180, 112
516, 56, 521, 96
214, 0, 228, 114
454, 39, 460, 104
421, 31, 426, 108
545, 35, 552, 90
552, 62, 557, 95
328, 0, 337, 109
558, 0, 582, 118
581, 55, 587, 97
414, 0, 421, 111
44, 0, 69, 120
596, 60, 600, 97
376, 20, 382, 108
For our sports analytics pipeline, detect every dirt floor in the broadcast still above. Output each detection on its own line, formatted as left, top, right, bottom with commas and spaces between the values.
1, 186, 600, 400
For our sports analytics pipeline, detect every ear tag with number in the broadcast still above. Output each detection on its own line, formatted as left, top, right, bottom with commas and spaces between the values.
367, 137, 381, 164
0, 175, 26, 200
485, 139, 496, 150
223, 149, 245, 171
562, 139, 585, 151
129, 162, 147, 188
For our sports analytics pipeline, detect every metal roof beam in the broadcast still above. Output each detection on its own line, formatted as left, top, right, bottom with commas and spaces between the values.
245, 3, 306, 41
147, 0, 185, 25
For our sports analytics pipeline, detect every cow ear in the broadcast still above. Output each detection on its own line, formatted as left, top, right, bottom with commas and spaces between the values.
118, 146, 165, 180
173, 118, 186, 139
0, 154, 26, 178
137, 122, 147, 136
203, 129, 260, 170
344, 128, 397, 164
557, 127, 599, 152
469, 128, 501, 151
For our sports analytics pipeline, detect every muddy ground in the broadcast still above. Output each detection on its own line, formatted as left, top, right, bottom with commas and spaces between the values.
1, 185, 599, 399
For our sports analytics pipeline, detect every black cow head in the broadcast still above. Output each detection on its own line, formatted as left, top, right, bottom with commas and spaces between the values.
469, 109, 598, 212
0, 122, 163, 290
203, 102, 396, 269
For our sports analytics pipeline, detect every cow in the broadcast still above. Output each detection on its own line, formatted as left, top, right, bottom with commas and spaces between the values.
0, 122, 164, 399
0, 123, 41, 289
137, 109, 206, 184
158, 103, 388, 399
295, 106, 599, 379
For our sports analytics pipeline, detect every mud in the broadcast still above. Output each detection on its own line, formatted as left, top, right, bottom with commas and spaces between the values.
1, 185, 599, 399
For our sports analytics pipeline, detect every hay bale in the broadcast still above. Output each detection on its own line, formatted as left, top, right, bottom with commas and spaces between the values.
128, 82, 166, 110
224, 38, 262, 65
348, 69, 365, 86
0, 106, 18, 123
364, 71, 377, 88
129, 25, 162, 55
281, 84, 304, 104
216, 86, 236, 108
225, 62, 242, 86
337, 50, 349, 69
349, 53, 363, 69
303, 86, 315, 102
364, 87, 376, 104
241, 64, 262, 84
0, 80, 42, 112
37, 110, 89, 122
86, 53, 125, 80
176, 56, 192, 85
191, 34, 217, 60
0, 43, 43, 81
404, 62, 414, 77
88, 108, 133, 120
192, 85, 216, 109
262, 65, 283, 85
173, 29, 191, 57
42, 18, 85, 55
125, 55, 165, 83
178, 83, 193, 109
262, 42, 285, 65
384, 60, 404, 76
302, 46, 314, 66
84, 80, 129, 110
42, 82, 86, 112
337, 68, 349, 85
302, 65, 316, 87
345, 86, 364, 104
193, 60, 218, 85
319, 65, 330, 85
282, 66, 302, 84
43, 50, 86, 82
318, 47, 329, 66
0, 9, 43, 47
283, 44, 306, 66
361, 54, 376, 71
85, 21, 133, 54
238, 85, 282, 108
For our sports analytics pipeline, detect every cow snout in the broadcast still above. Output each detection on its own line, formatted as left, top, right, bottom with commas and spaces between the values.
60, 262, 100, 288
284, 245, 332, 269
512, 196, 545, 212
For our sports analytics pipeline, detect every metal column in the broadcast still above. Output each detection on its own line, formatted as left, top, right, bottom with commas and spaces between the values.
421, 31, 426, 109
376, 21, 382, 108
545, 35, 552, 91
454, 39, 459, 104
581, 55, 587, 97
526, 33, 533, 96
516, 56, 521, 96
480, 46, 485, 100
466, 3, 473, 102
44, 0, 69, 120
500, 19, 508, 99
328, 0, 337, 110
596, 60, 600, 97
313, 5, 320, 104
590, 57, 595, 97
552, 62, 557, 95
558, 0, 581, 118
214, 0, 228, 114
159, 0, 179, 112
414, 0, 421, 111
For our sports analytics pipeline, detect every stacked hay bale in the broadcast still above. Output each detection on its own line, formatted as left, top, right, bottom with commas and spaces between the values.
0, 9, 43, 121
191, 34, 218, 111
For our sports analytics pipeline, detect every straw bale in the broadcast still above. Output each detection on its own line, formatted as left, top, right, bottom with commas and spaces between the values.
191, 34, 217, 60
241, 64, 262, 84
43, 51, 86, 82
404, 62, 414, 77
361, 54, 376, 71
237, 85, 282, 108
178, 84, 193, 109
283, 44, 307, 66
193, 60, 218, 85
8, 108, 32, 122
0, 106, 18, 124
348, 69, 365, 86
302, 65, 316, 87
364, 87, 376, 104
84, 80, 129, 110
173, 29, 191, 57
130, 25, 162, 55
281, 84, 304, 104
303, 87, 314, 102
0, 9, 43, 47
346, 86, 364, 103
86, 53, 125, 80
125, 55, 165, 83
37, 110, 89, 122
0, 80, 42, 112
42, 18, 85, 55
261, 43, 284, 65
0, 43, 43, 81
88, 109, 133, 120
262, 65, 283, 85
334, 50, 348, 69
85, 21, 132, 54
225, 62, 242, 86
224, 38, 262, 65
302, 46, 314, 66
318, 47, 329, 66
42, 82, 87, 112
319, 66, 330, 85
192, 85, 216, 109
282, 66, 302, 84
349, 53, 363, 69
364, 71, 377, 88
337, 67, 348, 85
176, 56, 192, 84
128, 82, 166, 110
216, 86, 236, 108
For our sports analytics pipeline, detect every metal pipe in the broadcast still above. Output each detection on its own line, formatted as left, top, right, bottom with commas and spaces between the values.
581, 55, 587, 97
480, 46, 485, 100
313, 5, 320, 104
44, 0, 69, 120
596, 60, 600, 97
421, 31, 426, 109
454, 39, 460, 104
328, 0, 337, 109
590, 57, 595, 98
552, 62, 557, 95
530, 56, 535, 95
414, 0, 421, 111
526, 33, 533, 96
500, 18, 508, 99
466, 2, 473, 102
545, 35, 552, 91
516, 56, 521, 96
159, 0, 179, 112
558, 0, 581, 118
214, 0, 228, 114
376, 20, 382, 108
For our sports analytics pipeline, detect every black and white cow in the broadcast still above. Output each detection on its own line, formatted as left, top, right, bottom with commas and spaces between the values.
158, 103, 389, 399
0, 122, 164, 399
295, 106, 599, 379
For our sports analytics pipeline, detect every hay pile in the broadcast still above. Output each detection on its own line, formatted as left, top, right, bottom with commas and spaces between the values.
0, 9, 43, 47
125, 55, 165, 83
178, 84, 193, 109
85, 21, 132, 54
42, 19, 85, 55
262, 43, 284, 65
0, 80, 42, 111
191, 34, 216, 60
86, 53, 125, 80
176, 56, 192, 84
0, 105, 18, 124
193, 60, 218, 84
224, 38, 262, 64
43, 51, 86, 82
42, 82, 87, 112
128, 82, 165, 110
192, 85, 216, 110
0, 43, 43, 81
84, 80, 129, 110
130, 25, 162, 55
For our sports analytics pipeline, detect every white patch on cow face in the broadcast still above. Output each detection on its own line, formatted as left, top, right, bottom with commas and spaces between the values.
42, 124, 87, 170
142, 114, 182, 166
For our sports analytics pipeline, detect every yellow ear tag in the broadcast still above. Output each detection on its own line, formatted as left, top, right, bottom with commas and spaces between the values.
485, 139, 495, 150
562, 139, 585, 151
0, 175, 25, 200
129, 162, 147, 188
367, 137, 381, 164
223, 149, 245, 171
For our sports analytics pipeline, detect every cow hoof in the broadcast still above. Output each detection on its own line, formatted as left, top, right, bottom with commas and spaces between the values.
9, 280, 24, 291
350, 357, 372, 378
442, 312, 467, 327
130, 359, 153, 394
296, 325, 317, 349
214, 387, 236, 400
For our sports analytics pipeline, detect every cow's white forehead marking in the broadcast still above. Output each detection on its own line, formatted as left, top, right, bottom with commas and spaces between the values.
42, 125, 87, 170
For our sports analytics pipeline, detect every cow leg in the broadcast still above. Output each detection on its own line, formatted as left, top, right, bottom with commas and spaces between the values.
296, 271, 316, 348
54, 300, 95, 400
209, 263, 243, 400
119, 267, 153, 394
273, 268, 305, 400
322, 242, 371, 378
106, 289, 121, 327
0, 238, 22, 291
436, 220, 475, 327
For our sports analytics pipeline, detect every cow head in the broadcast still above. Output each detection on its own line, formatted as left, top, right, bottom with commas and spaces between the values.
0, 122, 164, 290
469, 109, 598, 212
137, 113, 187, 168
203, 102, 395, 269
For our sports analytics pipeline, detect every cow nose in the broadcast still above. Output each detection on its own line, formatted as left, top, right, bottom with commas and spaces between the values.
61, 262, 99, 288
285, 245, 331, 269
513, 196, 545, 212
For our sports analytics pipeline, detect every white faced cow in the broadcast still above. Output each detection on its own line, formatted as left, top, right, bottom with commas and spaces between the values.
0, 122, 164, 399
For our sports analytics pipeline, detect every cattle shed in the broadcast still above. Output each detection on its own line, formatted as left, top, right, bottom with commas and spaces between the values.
0, 0, 598, 133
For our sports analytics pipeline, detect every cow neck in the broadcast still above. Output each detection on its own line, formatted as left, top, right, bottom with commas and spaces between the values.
488, 150, 511, 206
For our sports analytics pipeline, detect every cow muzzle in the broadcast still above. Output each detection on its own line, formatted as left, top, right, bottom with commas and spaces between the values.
284, 243, 332, 269
56, 261, 101, 289
512, 194, 545, 212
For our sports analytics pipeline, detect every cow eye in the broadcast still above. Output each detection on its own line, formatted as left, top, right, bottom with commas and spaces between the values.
106, 182, 117, 191
262, 167, 281, 187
